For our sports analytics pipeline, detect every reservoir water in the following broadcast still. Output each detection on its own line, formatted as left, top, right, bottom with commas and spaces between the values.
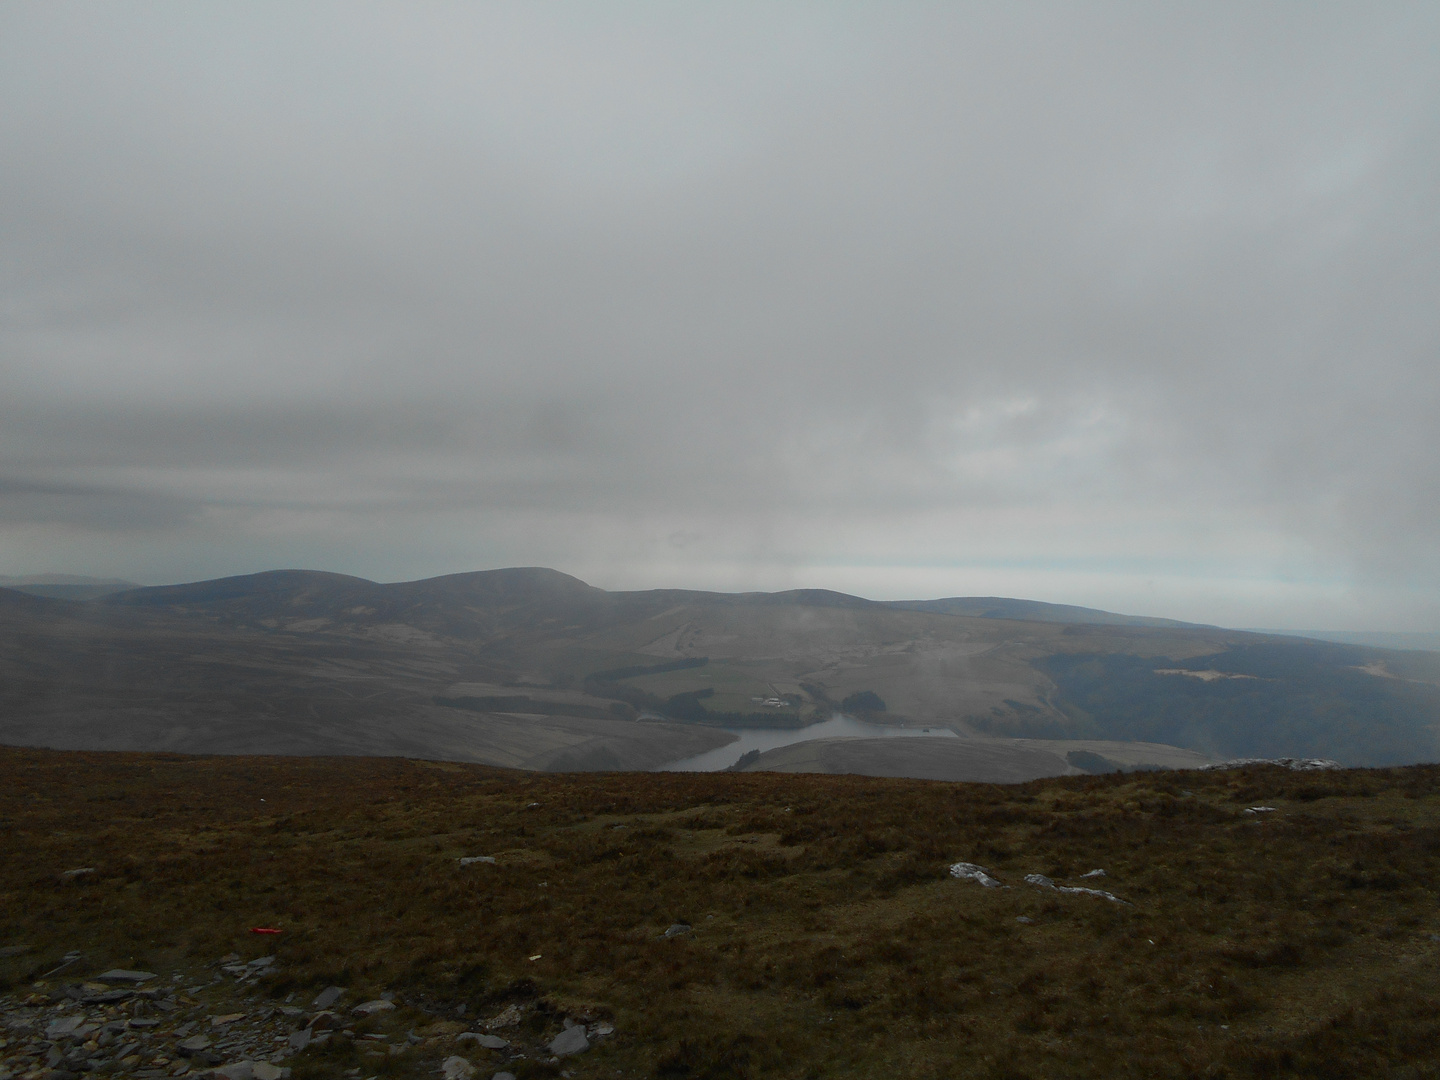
658, 714, 959, 772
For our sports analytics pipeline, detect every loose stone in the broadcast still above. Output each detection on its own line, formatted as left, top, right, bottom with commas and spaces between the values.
176, 1036, 212, 1057
949, 863, 1002, 888
351, 1001, 395, 1017
455, 1034, 507, 1050
548, 1028, 588, 1057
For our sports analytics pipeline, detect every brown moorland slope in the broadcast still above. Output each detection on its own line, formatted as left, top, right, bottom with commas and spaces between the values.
3, 749, 1440, 1079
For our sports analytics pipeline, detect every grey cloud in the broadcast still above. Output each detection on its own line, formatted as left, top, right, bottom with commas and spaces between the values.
1, 2, 1438, 627
0, 476, 198, 531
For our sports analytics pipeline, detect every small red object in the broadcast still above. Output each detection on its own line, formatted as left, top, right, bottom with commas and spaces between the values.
249, 927, 282, 934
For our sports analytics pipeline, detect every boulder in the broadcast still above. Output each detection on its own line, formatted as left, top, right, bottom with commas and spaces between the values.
440, 1056, 475, 1080
312, 987, 344, 1010
548, 1027, 589, 1057
96, 970, 157, 984
353, 1000, 397, 1016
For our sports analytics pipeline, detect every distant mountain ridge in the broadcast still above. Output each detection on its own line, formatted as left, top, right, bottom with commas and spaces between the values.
1, 566, 1437, 771
99, 567, 1198, 629
0, 574, 139, 601
888, 595, 1203, 628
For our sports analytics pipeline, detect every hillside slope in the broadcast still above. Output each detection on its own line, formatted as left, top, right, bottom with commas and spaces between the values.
0, 569, 1437, 768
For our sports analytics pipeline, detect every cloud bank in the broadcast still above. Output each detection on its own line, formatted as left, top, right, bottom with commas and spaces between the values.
2, 2, 1438, 629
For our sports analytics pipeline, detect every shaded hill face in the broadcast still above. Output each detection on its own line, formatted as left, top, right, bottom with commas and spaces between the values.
0, 569, 1438, 768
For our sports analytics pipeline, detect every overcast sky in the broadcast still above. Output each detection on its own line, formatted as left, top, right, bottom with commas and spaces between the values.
2, 2, 1438, 630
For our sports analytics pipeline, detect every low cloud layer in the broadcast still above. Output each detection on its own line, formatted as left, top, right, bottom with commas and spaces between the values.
2, 3, 1438, 629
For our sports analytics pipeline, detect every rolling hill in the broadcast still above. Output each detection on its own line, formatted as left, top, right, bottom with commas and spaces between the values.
0, 567, 1437, 773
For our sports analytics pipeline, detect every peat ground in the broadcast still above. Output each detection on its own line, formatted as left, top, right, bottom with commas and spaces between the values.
3, 749, 1440, 1079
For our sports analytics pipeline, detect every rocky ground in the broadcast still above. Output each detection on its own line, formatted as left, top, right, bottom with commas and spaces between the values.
0, 957, 612, 1080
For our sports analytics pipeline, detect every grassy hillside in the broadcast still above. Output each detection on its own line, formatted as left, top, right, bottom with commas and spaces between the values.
2, 569, 1438, 769
1031, 643, 1440, 766
4, 749, 1440, 1079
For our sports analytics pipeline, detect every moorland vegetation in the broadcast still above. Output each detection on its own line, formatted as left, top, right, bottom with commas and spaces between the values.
5, 748, 1440, 1079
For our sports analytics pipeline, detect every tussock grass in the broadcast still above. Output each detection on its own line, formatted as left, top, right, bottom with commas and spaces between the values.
3, 749, 1440, 1078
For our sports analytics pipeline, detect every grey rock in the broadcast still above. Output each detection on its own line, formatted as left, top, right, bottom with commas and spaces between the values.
482, 1005, 522, 1030
1244, 806, 1277, 815
214, 1062, 253, 1080
456, 1034, 508, 1050
589, 1023, 614, 1037
548, 1027, 589, 1057
128, 1018, 160, 1029
311, 987, 344, 1010
306, 1012, 341, 1031
1025, 872, 1129, 905
492, 1074, 517, 1080
663, 923, 692, 938
441, 1056, 475, 1080
1080, 868, 1106, 878
61, 868, 96, 879
286, 1030, 310, 1052
246, 957, 276, 969
47, 1017, 87, 1038
1016, 916, 1035, 924
96, 971, 157, 984
949, 862, 1002, 887
352, 1000, 396, 1017
177, 1036, 213, 1057
458, 857, 496, 866
251, 1064, 290, 1080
